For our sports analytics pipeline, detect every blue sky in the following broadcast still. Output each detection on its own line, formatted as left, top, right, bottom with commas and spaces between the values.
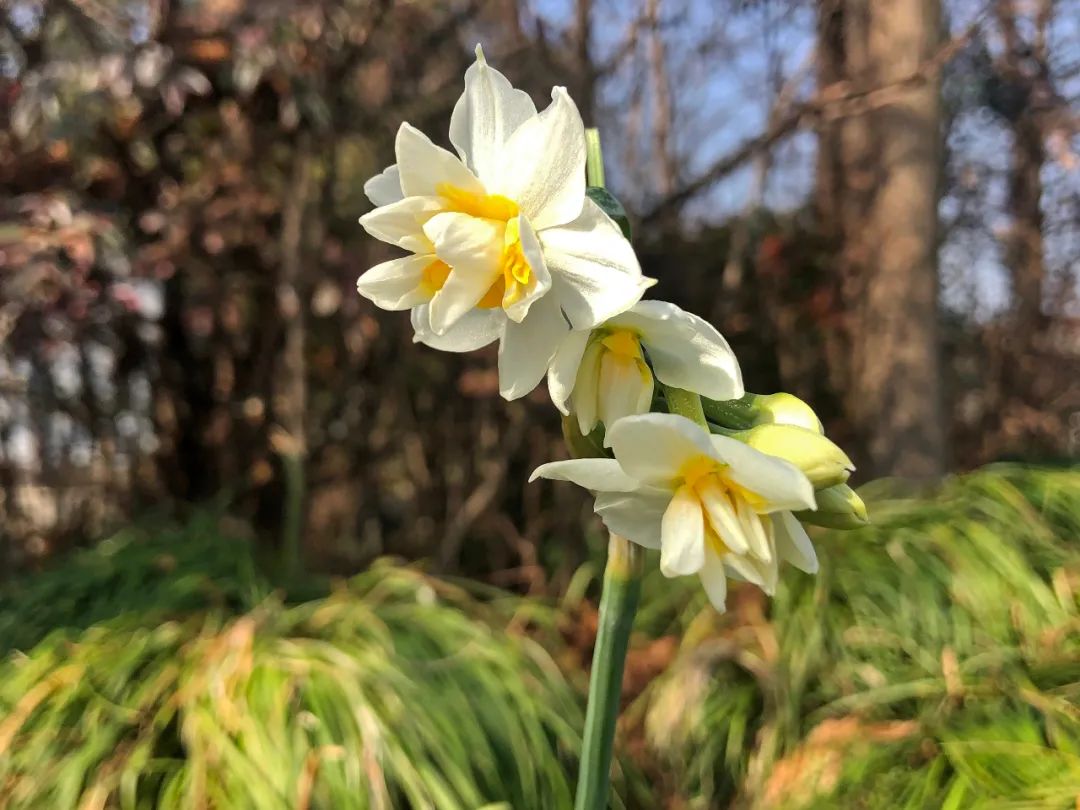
523, 0, 1080, 319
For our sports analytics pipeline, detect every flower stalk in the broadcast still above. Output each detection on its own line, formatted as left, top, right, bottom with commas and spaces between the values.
575, 533, 643, 810
663, 384, 710, 429
574, 129, 642, 810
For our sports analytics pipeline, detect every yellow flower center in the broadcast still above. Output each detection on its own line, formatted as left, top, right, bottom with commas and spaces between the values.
679, 454, 719, 489
419, 259, 452, 297
436, 183, 520, 221
678, 454, 770, 557
600, 329, 644, 360
435, 183, 533, 312
477, 216, 533, 310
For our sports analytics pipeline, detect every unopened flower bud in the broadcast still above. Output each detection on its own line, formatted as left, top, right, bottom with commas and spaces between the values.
732, 423, 853, 489
794, 484, 868, 529
701, 391, 823, 434
752, 392, 823, 434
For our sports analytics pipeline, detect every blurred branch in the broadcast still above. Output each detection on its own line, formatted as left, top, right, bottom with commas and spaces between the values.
642, 21, 984, 224
646, 0, 676, 196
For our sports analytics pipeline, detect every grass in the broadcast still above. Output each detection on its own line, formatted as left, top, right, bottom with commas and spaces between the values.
0, 555, 598, 809
629, 465, 1080, 808
1, 464, 1077, 808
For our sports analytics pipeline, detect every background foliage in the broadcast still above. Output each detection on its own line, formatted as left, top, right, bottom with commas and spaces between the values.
2, 0, 1077, 574
2, 466, 1077, 808
1, 2, 1077, 806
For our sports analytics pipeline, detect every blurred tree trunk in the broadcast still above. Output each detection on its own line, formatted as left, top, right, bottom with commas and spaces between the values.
996, 1, 1049, 338
816, 0, 947, 480
574, 0, 596, 126
272, 136, 314, 573
989, 0, 1052, 451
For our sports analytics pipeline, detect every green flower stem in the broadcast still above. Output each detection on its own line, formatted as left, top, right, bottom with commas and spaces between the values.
663, 385, 710, 430
572, 128, 644, 809
585, 128, 606, 188
575, 533, 643, 810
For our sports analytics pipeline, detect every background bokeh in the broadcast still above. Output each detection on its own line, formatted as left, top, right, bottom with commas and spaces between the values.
2, 0, 1077, 577
1, 2, 1079, 808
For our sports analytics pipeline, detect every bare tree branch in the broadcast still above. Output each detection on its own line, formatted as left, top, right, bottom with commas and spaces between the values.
641, 21, 983, 224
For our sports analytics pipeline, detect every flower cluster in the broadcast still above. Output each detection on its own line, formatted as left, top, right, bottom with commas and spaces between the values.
357, 47, 866, 611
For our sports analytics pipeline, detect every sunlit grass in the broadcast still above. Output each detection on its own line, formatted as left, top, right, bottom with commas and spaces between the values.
1, 465, 1077, 808
630, 465, 1080, 808
0, 562, 594, 809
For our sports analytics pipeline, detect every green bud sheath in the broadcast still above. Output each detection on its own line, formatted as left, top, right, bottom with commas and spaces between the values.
700, 394, 758, 430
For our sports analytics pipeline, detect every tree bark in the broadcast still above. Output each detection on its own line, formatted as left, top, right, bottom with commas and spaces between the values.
273, 135, 314, 573
574, 0, 596, 127
818, 0, 948, 479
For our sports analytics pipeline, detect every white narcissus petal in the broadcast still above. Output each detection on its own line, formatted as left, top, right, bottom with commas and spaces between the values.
491, 87, 585, 231
411, 305, 501, 352
396, 123, 485, 198
449, 45, 537, 183
594, 489, 670, 550
611, 300, 744, 401
356, 254, 433, 311
597, 352, 653, 428
698, 549, 729, 612
735, 496, 773, 563
573, 338, 604, 434
363, 164, 403, 206
498, 290, 569, 400
547, 329, 590, 415
695, 476, 750, 556
660, 485, 706, 576
358, 196, 442, 254
541, 198, 655, 330
424, 212, 503, 333
605, 413, 718, 487
503, 215, 551, 323
774, 511, 819, 574
529, 458, 639, 492
709, 434, 816, 512
724, 549, 779, 596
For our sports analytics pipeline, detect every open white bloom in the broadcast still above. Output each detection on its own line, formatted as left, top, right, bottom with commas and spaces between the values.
530, 413, 818, 611
548, 300, 744, 433
357, 46, 653, 399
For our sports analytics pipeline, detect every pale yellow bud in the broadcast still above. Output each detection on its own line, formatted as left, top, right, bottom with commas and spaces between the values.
733, 423, 853, 489
753, 393, 824, 434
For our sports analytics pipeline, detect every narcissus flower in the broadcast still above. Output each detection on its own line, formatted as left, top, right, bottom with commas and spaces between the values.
548, 300, 744, 434
530, 413, 818, 611
357, 46, 653, 399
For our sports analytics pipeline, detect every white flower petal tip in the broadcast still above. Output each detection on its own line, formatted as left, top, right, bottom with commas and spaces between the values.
363, 164, 403, 207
